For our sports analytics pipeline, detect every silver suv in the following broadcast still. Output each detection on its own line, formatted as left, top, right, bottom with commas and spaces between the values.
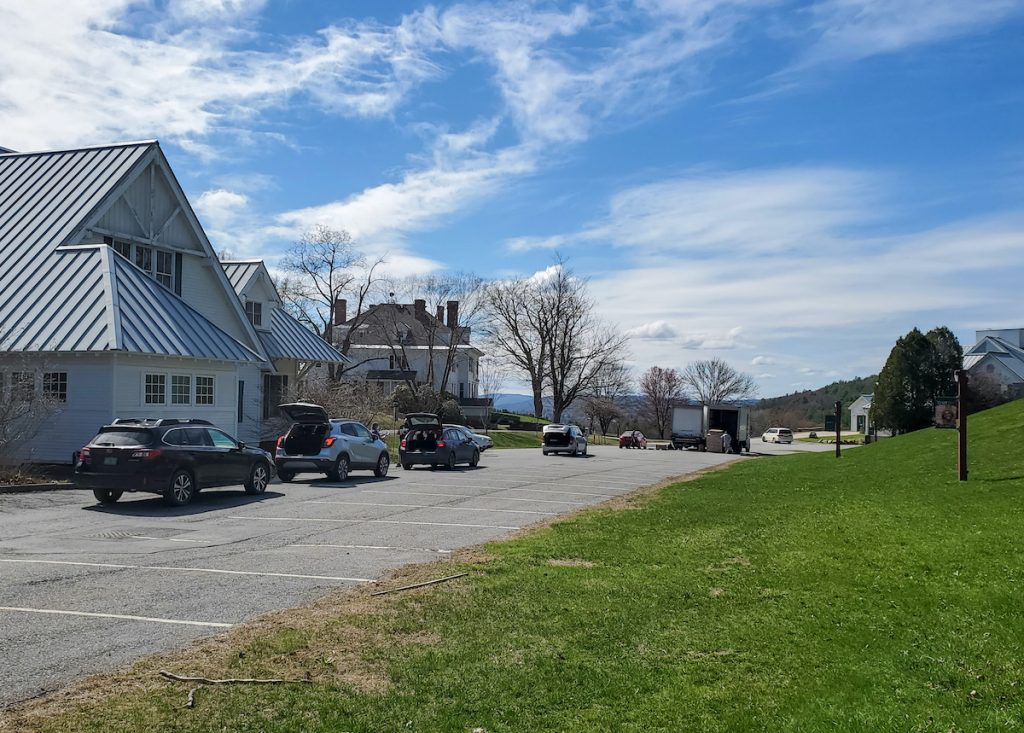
275, 402, 390, 482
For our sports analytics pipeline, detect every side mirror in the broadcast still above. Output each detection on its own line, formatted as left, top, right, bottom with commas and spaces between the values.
237, 441, 246, 449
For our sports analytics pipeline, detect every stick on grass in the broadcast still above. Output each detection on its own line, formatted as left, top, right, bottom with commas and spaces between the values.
371, 572, 469, 596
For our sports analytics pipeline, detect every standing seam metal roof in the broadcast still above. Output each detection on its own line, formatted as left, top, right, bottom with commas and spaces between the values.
258, 308, 347, 363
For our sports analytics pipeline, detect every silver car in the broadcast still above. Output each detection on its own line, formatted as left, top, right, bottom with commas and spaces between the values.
275, 402, 390, 482
542, 424, 588, 456
444, 424, 493, 451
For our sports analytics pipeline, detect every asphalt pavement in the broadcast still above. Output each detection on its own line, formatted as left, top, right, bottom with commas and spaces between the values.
0, 444, 737, 707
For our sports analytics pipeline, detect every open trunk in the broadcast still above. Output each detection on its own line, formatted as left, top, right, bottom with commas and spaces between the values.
283, 423, 329, 456
543, 428, 571, 447
404, 428, 441, 454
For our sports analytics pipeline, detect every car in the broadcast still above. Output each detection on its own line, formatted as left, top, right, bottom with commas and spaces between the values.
400, 413, 481, 470
73, 418, 274, 506
761, 427, 794, 444
618, 430, 648, 449
275, 402, 391, 482
542, 424, 588, 456
444, 424, 493, 451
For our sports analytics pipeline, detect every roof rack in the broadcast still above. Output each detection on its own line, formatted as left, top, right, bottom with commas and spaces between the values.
110, 418, 213, 427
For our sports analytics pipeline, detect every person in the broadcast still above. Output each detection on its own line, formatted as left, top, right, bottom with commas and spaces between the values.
370, 422, 382, 441
721, 432, 732, 454
632, 430, 641, 448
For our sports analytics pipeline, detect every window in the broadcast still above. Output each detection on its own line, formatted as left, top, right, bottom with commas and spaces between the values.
144, 374, 166, 405
339, 423, 359, 437
207, 429, 237, 449
171, 375, 191, 405
195, 376, 215, 405
156, 251, 174, 289
389, 354, 396, 370
135, 245, 153, 274
11, 372, 34, 398
104, 236, 132, 259
42, 372, 67, 402
245, 301, 262, 327
162, 428, 187, 446
185, 428, 213, 447
351, 423, 372, 440
237, 380, 245, 423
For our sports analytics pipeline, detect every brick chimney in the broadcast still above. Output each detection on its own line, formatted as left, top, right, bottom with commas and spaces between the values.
414, 298, 426, 316
446, 300, 459, 329
333, 298, 347, 326
436, 305, 445, 323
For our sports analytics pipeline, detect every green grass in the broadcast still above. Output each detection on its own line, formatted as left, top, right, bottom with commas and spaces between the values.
487, 430, 542, 449
9, 401, 1024, 733
491, 410, 548, 425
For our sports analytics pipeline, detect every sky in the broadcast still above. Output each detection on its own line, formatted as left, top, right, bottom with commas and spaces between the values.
2, 0, 1023, 397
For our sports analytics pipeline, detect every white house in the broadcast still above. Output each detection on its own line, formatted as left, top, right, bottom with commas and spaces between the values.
333, 298, 491, 425
963, 329, 1024, 397
849, 394, 873, 433
0, 140, 344, 463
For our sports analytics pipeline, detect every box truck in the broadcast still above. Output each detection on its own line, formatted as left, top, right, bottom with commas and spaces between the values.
670, 404, 750, 453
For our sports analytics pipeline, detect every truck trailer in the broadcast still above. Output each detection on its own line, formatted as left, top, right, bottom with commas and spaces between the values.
669, 404, 750, 453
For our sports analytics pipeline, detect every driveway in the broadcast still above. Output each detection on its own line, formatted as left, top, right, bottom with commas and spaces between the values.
0, 445, 736, 707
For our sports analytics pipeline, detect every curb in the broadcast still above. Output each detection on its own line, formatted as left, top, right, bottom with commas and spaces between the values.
0, 483, 72, 495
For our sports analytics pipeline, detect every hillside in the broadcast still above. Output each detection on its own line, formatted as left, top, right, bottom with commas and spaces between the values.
752, 374, 877, 430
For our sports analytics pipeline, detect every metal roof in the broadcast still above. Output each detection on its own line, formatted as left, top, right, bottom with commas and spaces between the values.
221, 260, 264, 293
0, 143, 266, 364
258, 308, 347, 364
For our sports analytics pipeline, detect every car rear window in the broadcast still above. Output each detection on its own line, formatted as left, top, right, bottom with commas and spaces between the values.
779, 429, 793, 435
89, 429, 153, 447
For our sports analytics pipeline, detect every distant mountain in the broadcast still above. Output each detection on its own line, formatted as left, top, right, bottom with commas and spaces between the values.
752, 375, 877, 430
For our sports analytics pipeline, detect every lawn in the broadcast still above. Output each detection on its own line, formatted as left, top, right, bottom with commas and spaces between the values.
5, 402, 1023, 733
487, 430, 542, 449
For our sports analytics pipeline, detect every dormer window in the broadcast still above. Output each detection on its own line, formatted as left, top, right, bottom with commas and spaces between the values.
104, 236, 179, 294
245, 301, 262, 327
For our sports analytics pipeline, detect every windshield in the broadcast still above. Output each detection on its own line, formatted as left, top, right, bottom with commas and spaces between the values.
89, 430, 153, 447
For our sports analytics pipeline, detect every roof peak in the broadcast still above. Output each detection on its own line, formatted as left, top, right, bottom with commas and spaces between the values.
0, 139, 157, 159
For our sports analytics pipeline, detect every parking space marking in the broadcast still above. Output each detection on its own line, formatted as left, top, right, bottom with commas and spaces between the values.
397, 482, 616, 498
357, 490, 588, 506
0, 606, 232, 628
291, 543, 452, 554
228, 515, 521, 530
132, 536, 207, 543
0, 558, 371, 583
307, 500, 555, 516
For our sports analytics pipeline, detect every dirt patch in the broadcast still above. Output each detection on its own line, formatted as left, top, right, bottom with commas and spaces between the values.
707, 556, 752, 573
709, 587, 725, 597
546, 558, 596, 568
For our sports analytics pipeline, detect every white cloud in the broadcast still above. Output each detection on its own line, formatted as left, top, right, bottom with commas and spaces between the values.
752, 355, 775, 366
195, 189, 249, 230
625, 321, 678, 339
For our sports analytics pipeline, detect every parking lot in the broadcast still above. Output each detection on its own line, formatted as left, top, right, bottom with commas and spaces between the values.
0, 445, 736, 707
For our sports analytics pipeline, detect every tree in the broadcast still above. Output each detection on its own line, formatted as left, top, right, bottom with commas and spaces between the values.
477, 356, 510, 432
277, 225, 384, 377
640, 366, 685, 438
482, 277, 548, 419
681, 358, 757, 406
581, 361, 633, 436
925, 326, 962, 401
871, 328, 937, 433
0, 364, 64, 470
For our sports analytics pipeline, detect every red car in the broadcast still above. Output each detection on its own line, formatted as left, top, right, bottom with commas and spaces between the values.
619, 431, 647, 449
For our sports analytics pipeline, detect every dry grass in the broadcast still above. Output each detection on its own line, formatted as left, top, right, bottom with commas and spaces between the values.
545, 558, 596, 568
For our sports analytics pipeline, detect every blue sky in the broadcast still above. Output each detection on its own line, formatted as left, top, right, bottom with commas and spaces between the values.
3, 0, 1023, 396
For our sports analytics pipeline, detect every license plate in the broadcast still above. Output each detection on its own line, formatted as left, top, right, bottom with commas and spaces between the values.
103, 456, 118, 466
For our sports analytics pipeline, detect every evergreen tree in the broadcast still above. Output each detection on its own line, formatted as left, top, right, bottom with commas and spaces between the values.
872, 328, 937, 433
925, 326, 963, 401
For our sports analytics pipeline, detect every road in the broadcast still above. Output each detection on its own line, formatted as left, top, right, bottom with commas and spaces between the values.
0, 445, 736, 707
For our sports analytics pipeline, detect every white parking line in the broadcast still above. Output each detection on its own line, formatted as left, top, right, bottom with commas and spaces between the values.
358, 490, 588, 506
307, 500, 555, 516
0, 558, 370, 583
132, 536, 207, 543
398, 482, 615, 498
291, 543, 452, 554
0, 606, 232, 628
228, 515, 521, 530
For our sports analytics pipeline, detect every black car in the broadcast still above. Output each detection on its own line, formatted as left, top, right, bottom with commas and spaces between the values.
73, 418, 275, 506
399, 413, 480, 470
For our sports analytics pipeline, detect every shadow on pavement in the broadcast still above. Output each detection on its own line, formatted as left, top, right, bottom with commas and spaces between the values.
83, 490, 284, 517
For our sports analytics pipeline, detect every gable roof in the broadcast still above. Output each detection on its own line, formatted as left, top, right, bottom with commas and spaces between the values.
0, 142, 266, 364
342, 302, 471, 348
221, 260, 266, 295
964, 336, 1024, 382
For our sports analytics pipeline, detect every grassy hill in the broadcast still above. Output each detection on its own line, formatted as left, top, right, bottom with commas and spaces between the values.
8, 401, 1024, 733
753, 374, 877, 431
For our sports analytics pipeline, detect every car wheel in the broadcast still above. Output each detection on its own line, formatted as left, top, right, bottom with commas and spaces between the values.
327, 455, 349, 482
164, 470, 195, 506
277, 469, 295, 482
92, 489, 122, 504
374, 452, 390, 478
245, 462, 270, 495
469, 449, 480, 467
446, 452, 457, 470
402, 463, 412, 471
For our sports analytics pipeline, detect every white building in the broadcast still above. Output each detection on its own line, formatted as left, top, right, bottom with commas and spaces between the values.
963, 329, 1024, 397
0, 141, 344, 463
849, 394, 873, 433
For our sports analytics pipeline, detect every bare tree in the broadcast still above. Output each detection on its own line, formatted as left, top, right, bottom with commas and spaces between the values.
581, 361, 632, 436
681, 358, 757, 405
640, 366, 685, 438
0, 364, 63, 470
477, 356, 510, 432
277, 225, 384, 377
482, 278, 548, 419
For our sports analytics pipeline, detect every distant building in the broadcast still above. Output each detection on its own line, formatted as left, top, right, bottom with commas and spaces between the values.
963, 329, 1024, 397
848, 394, 873, 434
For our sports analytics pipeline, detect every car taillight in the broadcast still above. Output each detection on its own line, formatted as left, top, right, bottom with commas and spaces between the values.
436, 440, 446, 449
276, 436, 284, 449
400, 439, 407, 449
78, 447, 90, 462
323, 437, 336, 448
130, 449, 162, 460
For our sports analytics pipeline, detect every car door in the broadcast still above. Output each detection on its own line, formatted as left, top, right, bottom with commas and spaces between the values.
347, 422, 377, 468
205, 427, 248, 486
454, 427, 476, 461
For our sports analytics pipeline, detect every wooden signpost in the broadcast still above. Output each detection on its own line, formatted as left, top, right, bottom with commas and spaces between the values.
835, 401, 841, 458
956, 370, 968, 482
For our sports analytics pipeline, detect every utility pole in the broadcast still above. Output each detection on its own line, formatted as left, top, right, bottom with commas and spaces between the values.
956, 369, 968, 481
834, 400, 842, 458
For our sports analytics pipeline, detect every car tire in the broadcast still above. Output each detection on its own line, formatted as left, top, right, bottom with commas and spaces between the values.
469, 449, 480, 467
327, 455, 349, 482
245, 462, 270, 495
582, 444, 588, 456
374, 452, 390, 478
402, 463, 412, 471
446, 452, 457, 470
92, 489, 122, 504
277, 469, 295, 482
164, 470, 195, 507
